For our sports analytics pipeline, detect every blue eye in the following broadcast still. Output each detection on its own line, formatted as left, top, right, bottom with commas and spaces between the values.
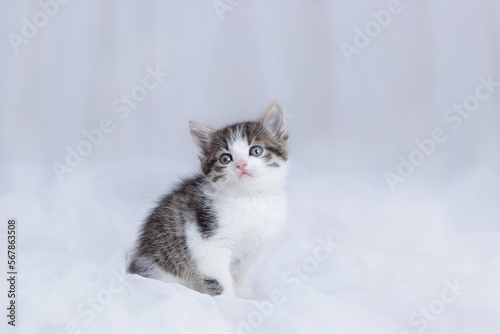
219, 154, 232, 164
250, 146, 264, 157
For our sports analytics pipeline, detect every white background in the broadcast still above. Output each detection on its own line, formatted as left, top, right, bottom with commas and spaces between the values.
1, 0, 499, 333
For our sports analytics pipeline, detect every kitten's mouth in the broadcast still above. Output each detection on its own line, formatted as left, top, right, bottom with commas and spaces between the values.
238, 171, 252, 179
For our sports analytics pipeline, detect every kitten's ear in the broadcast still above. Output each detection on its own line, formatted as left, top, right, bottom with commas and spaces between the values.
189, 121, 216, 159
258, 100, 288, 140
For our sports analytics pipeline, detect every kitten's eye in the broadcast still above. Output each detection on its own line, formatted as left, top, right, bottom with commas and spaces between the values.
219, 154, 232, 165
250, 146, 264, 157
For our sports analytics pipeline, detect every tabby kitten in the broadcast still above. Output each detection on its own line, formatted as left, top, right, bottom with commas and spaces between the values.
128, 101, 288, 298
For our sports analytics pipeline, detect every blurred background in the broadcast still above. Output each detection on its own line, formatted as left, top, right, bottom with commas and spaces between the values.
2, 0, 499, 181
1, 1, 499, 333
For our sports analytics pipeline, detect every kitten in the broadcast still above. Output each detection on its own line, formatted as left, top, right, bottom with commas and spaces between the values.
127, 101, 288, 298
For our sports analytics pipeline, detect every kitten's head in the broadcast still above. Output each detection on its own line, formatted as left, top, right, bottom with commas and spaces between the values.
189, 101, 288, 194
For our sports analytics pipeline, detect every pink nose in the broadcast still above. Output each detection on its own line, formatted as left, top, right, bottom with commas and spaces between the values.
236, 161, 247, 170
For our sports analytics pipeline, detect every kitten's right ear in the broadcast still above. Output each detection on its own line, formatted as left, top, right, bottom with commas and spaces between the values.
258, 100, 287, 140
189, 121, 216, 159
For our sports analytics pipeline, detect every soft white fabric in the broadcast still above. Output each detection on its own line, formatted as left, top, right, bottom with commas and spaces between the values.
1, 0, 499, 333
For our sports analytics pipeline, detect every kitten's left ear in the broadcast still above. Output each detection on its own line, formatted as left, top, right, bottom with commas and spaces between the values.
189, 121, 216, 159
258, 100, 288, 140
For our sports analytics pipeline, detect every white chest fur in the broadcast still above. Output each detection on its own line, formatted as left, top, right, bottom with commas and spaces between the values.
215, 191, 287, 255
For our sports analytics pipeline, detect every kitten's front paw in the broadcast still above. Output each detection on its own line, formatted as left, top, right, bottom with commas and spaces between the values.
236, 287, 256, 300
